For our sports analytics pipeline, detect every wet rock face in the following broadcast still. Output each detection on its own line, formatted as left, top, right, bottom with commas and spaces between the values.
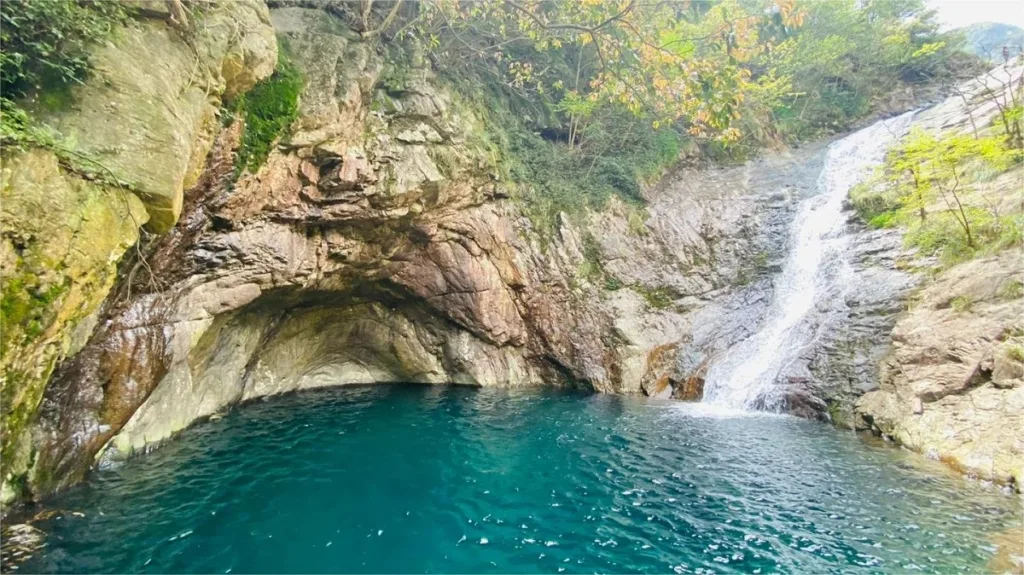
803, 222, 921, 423
661, 142, 833, 411
31, 296, 175, 495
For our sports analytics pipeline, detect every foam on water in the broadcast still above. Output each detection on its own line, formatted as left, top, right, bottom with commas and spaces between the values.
701, 112, 917, 411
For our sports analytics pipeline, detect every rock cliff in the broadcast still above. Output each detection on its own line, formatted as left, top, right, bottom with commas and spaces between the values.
1, 0, 278, 502
1, 4, 1020, 504
849, 66, 1024, 487
5, 5, 816, 500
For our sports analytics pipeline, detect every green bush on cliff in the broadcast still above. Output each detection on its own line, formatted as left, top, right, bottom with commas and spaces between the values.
451, 71, 682, 230
231, 47, 303, 175
0, 0, 130, 146
854, 124, 1023, 266
756, 0, 982, 142
0, 0, 129, 95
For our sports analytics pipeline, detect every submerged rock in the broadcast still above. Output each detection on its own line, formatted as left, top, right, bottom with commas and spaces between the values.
0, 523, 46, 571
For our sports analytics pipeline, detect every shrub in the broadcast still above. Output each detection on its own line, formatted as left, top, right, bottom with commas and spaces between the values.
906, 211, 1022, 266
950, 295, 973, 313
868, 211, 900, 229
1007, 344, 1024, 363
632, 284, 678, 310
231, 45, 303, 174
0, 0, 130, 97
999, 279, 1023, 300
627, 209, 649, 236
0, 0, 130, 146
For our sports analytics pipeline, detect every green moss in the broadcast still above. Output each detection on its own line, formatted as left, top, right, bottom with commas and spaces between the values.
868, 211, 900, 229
0, 353, 57, 480
231, 42, 303, 175
826, 399, 852, 429
632, 284, 678, 310
950, 295, 973, 313
1, 367, 31, 465
0, 270, 69, 358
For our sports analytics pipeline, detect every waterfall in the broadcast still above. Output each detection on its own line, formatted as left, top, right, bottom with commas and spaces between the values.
701, 112, 916, 411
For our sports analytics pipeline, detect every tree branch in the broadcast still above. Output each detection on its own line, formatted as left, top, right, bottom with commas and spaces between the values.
363, 0, 404, 39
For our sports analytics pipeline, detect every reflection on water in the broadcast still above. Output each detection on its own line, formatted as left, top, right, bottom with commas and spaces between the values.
18, 386, 1023, 574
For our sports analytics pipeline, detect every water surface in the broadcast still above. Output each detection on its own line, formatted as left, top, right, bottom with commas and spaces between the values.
22, 386, 1022, 573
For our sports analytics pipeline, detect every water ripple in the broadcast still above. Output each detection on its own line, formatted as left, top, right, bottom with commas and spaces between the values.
18, 386, 1023, 574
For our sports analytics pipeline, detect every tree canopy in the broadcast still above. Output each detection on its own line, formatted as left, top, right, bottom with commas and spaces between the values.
338, 0, 978, 146
0, 0, 987, 226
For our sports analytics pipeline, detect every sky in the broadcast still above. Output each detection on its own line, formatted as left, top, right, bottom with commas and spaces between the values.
929, 0, 1024, 30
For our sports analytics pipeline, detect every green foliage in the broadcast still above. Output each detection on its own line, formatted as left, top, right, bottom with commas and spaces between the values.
855, 126, 1023, 266
949, 295, 973, 313
868, 211, 901, 229
0, 0, 129, 148
0, 97, 59, 150
907, 212, 1022, 266
633, 284, 678, 310
756, 0, 982, 141
0, 0, 129, 97
414, 0, 807, 144
232, 47, 303, 174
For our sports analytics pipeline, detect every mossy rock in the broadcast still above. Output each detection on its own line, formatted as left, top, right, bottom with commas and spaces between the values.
0, 148, 148, 496
32, 0, 276, 232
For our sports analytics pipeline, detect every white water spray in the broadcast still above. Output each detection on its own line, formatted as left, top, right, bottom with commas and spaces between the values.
702, 112, 915, 411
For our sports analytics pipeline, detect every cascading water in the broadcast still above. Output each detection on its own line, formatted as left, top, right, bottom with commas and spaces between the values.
702, 112, 916, 411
